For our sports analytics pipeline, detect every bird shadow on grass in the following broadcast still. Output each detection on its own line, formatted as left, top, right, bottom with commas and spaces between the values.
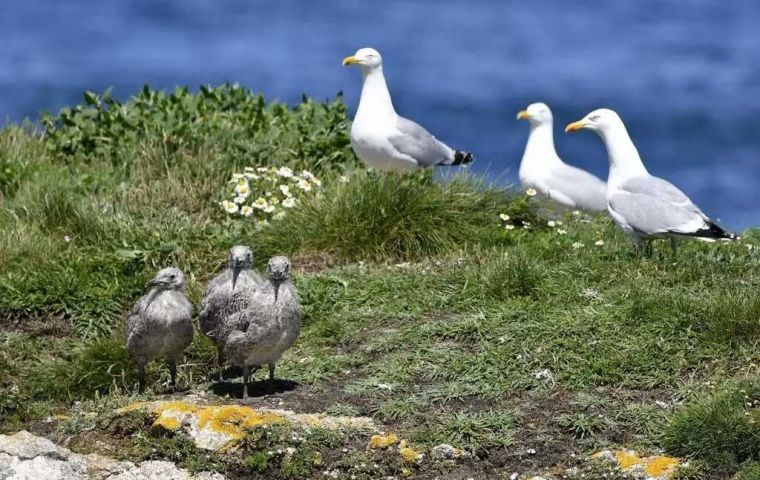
209, 378, 299, 399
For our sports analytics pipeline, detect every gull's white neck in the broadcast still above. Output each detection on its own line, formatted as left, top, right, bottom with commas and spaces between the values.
520, 122, 563, 180
355, 66, 397, 123
600, 124, 648, 187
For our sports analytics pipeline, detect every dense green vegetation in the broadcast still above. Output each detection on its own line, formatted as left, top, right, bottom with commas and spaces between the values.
0, 86, 758, 478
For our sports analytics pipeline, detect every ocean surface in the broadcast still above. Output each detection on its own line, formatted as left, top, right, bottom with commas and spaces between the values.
2, 0, 759, 228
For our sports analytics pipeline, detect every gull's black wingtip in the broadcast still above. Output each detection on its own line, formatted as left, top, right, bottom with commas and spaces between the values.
452, 150, 474, 166
692, 221, 739, 241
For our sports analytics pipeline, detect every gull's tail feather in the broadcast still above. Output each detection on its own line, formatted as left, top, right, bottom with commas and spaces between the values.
442, 150, 474, 167
682, 221, 738, 242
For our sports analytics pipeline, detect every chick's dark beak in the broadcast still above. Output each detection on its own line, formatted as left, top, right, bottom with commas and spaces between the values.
232, 267, 241, 290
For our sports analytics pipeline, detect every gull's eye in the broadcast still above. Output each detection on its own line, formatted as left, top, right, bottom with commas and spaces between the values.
589, 115, 601, 122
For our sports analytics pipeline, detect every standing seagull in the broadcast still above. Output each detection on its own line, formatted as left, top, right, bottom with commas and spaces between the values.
565, 109, 737, 252
126, 267, 194, 392
223, 256, 301, 400
516, 102, 607, 212
198, 246, 263, 380
342, 47, 474, 172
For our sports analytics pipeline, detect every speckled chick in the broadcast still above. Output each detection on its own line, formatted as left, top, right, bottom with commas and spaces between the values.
223, 256, 301, 399
126, 267, 194, 392
198, 245, 264, 380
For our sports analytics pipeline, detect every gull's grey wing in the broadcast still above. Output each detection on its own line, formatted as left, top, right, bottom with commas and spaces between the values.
388, 116, 454, 167
609, 176, 708, 235
543, 164, 607, 212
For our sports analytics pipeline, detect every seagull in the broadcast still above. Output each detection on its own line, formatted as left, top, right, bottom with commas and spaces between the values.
565, 108, 737, 252
516, 102, 607, 212
222, 256, 301, 400
342, 47, 474, 172
198, 246, 263, 380
126, 267, 194, 392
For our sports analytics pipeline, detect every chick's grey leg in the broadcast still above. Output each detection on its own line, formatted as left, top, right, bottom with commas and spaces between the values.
138, 363, 146, 394
169, 359, 177, 389
217, 345, 225, 382
268, 363, 276, 381
242, 365, 250, 400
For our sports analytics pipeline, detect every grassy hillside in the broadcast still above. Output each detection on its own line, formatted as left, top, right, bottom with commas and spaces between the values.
0, 86, 758, 479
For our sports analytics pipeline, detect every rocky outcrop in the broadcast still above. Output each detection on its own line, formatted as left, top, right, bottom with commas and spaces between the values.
0, 430, 225, 480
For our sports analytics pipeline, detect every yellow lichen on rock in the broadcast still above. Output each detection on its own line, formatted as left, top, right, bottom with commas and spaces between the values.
197, 405, 284, 441
152, 415, 182, 433
594, 449, 683, 479
368, 433, 399, 449
153, 401, 199, 415
398, 440, 423, 464
116, 402, 150, 414
644, 455, 680, 477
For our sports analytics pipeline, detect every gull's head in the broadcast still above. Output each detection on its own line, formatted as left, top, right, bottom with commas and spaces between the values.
229, 245, 253, 290
516, 102, 553, 125
267, 255, 291, 302
565, 108, 623, 135
342, 47, 383, 70
146, 267, 185, 291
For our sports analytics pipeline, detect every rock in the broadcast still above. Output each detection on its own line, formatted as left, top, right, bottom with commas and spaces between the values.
591, 449, 682, 480
0, 430, 224, 480
430, 443, 468, 460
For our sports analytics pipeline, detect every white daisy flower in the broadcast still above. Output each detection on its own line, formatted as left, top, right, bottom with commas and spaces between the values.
221, 200, 239, 214
572, 242, 584, 249
505, 224, 515, 230
282, 197, 296, 208
263, 204, 276, 214
547, 220, 556, 227
240, 205, 254, 217
297, 179, 312, 191
526, 188, 538, 197
234, 182, 250, 196
231, 173, 245, 181
557, 229, 567, 235
339, 175, 350, 183
595, 239, 604, 246
279, 184, 292, 197
301, 170, 316, 181
499, 213, 510, 221
252, 197, 268, 209
233, 195, 247, 204
257, 167, 270, 173
277, 166, 294, 178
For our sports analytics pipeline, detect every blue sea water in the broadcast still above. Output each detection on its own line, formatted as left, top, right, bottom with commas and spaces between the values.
1, 0, 759, 228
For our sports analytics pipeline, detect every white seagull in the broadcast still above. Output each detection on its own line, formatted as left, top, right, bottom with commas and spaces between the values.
565, 108, 737, 251
517, 102, 607, 212
342, 47, 473, 172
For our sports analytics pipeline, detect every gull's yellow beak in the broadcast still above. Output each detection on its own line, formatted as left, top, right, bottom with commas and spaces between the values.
565, 120, 587, 133
342, 55, 360, 66
516, 110, 531, 120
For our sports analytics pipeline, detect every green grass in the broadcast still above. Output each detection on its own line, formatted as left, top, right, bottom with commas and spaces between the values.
1, 86, 760, 478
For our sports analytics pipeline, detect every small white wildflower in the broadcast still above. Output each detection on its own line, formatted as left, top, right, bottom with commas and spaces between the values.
527, 448, 537, 455
282, 197, 296, 208
505, 224, 515, 230
279, 184, 292, 197
243, 172, 260, 180
547, 220, 556, 227
221, 200, 239, 214
234, 182, 250, 196
557, 229, 567, 235
63, 235, 71, 243
526, 188, 538, 197
297, 179, 312, 191
339, 175, 350, 183
595, 239, 604, 246
240, 205, 254, 217
263, 204, 276, 214
270, 196, 280, 205
499, 213, 510, 221
572, 210, 581, 216
377, 383, 393, 391
265, 191, 273, 197
572, 242, 584, 249
256, 167, 269, 173
522, 221, 531, 227
555, 220, 563, 225
277, 166, 294, 178
252, 197, 268, 209
233, 195, 247, 204
231, 173, 245, 181
301, 170, 321, 186
244, 166, 255, 172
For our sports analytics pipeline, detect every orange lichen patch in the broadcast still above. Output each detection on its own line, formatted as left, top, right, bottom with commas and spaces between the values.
153, 401, 199, 416
614, 450, 641, 470
645, 455, 680, 477
398, 440, 423, 463
368, 433, 399, 449
152, 415, 182, 433
197, 405, 285, 440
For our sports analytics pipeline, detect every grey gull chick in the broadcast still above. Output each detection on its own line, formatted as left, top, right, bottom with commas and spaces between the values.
126, 267, 194, 392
